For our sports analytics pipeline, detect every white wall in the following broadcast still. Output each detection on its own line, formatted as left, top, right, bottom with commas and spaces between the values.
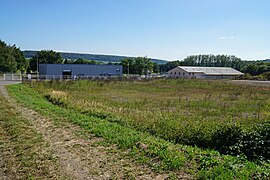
168, 67, 204, 79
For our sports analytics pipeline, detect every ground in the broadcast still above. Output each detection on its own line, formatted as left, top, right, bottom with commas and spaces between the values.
231, 80, 270, 87
0, 82, 172, 179
0, 80, 21, 86
1, 79, 269, 179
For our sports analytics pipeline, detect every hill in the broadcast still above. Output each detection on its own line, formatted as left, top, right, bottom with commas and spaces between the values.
23, 50, 168, 64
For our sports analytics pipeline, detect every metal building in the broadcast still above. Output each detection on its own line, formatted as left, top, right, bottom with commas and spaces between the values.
39, 64, 122, 79
168, 66, 243, 79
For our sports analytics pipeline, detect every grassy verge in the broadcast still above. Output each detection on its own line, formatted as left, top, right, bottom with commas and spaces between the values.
8, 83, 270, 179
0, 91, 64, 179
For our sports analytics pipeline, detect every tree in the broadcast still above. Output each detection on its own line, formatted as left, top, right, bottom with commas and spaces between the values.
121, 57, 153, 75
0, 40, 28, 73
73, 58, 99, 64
73, 58, 87, 64
137, 57, 154, 75
12, 46, 29, 73
153, 62, 160, 73
121, 58, 135, 74
159, 60, 181, 73
241, 62, 270, 76
63, 59, 70, 64
29, 50, 62, 71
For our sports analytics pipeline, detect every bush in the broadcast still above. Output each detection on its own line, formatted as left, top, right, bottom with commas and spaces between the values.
210, 122, 270, 161
261, 72, 270, 80
211, 124, 243, 155
236, 122, 270, 161
44, 90, 69, 107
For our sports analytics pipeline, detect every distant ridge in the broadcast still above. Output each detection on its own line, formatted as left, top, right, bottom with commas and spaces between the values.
263, 59, 270, 62
23, 50, 168, 65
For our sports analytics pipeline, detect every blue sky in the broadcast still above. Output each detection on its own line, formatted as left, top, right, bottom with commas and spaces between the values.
0, 0, 270, 60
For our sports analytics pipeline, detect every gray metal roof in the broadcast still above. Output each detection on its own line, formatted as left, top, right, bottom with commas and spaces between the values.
178, 66, 243, 75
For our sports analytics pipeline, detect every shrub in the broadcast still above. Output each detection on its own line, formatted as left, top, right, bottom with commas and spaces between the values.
211, 122, 270, 161
261, 72, 270, 80
211, 124, 243, 155
44, 90, 69, 107
236, 122, 270, 161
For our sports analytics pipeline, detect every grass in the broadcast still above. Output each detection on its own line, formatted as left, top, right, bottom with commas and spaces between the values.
7, 80, 270, 179
27, 79, 270, 157
0, 92, 64, 179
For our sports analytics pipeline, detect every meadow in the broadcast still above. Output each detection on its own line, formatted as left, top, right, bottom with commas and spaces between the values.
27, 79, 270, 160
7, 79, 270, 179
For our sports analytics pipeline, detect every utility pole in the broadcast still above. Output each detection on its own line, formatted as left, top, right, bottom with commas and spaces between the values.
37, 57, 39, 80
127, 62, 129, 76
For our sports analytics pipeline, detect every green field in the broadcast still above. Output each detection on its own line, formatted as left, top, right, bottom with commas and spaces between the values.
7, 79, 270, 178
24, 79, 270, 159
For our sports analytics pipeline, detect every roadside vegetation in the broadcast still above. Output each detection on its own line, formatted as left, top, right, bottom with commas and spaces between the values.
8, 79, 270, 179
0, 91, 64, 179
27, 79, 270, 160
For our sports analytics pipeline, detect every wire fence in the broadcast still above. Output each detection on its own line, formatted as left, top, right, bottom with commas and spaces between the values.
0, 73, 167, 83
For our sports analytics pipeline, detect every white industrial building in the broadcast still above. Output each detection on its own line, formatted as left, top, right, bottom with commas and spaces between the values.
167, 66, 243, 79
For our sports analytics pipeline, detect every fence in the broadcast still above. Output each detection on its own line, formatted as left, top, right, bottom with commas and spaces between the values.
0, 73, 23, 81
20, 74, 167, 82
0, 73, 167, 82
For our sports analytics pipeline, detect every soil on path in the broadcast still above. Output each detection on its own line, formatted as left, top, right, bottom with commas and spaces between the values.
0, 85, 170, 180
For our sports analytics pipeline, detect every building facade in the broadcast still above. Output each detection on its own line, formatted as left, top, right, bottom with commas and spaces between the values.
167, 66, 243, 79
39, 64, 122, 79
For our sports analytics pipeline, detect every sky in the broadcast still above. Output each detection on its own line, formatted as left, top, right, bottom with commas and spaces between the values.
0, 0, 270, 61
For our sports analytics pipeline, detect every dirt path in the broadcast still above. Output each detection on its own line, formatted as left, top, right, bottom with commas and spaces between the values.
0, 148, 7, 180
0, 85, 168, 179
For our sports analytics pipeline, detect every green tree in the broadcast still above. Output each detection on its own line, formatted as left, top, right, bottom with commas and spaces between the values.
159, 60, 181, 73
121, 57, 153, 75
121, 58, 135, 74
12, 45, 29, 73
63, 59, 70, 64
73, 58, 99, 64
29, 50, 62, 71
0, 40, 28, 73
153, 62, 160, 73
241, 62, 270, 76
73, 58, 87, 64
244, 64, 259, 76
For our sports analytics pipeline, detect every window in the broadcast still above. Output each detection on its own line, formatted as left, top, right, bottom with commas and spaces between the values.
175, 72, 176, 75
170, 72, 172, 75
179, 72, 181, 75
189, 73, 191, 75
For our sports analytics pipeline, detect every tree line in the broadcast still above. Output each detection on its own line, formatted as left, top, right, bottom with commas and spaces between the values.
0, 40, 28, 73
0, 40, 269, 78
160, 55, 244, 72
29, 50, 104, 71
121, 57, 160, 75
159, 54, 270, 78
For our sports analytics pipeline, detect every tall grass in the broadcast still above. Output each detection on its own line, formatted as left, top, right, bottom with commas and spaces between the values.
27, 79, 270, 159
8, 83, 270, 179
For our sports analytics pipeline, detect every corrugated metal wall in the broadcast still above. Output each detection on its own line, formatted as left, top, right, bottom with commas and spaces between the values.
39, 64, 122, 76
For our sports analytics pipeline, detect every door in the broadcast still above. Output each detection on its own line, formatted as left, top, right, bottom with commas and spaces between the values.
62, 70, 72, 79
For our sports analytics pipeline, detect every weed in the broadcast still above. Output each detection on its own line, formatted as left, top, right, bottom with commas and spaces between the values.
7, 81, 270, 179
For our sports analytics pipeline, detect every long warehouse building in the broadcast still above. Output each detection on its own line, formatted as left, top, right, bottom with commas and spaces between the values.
168, 66, 243, 79
39, 64, 122, 79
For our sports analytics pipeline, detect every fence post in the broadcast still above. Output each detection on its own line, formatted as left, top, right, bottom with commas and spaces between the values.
3, 74, 5, 81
